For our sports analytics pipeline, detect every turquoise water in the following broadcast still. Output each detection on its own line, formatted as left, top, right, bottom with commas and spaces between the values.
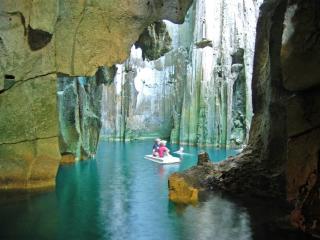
0, 141, 254, 240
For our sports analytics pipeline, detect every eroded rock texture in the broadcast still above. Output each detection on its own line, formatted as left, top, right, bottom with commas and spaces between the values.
172, 0, 262, 147
58, 68, 109, 163
0, 74, 60, 190
135, 21, 173, 61
282, 0, 320, 235
101, 0, 262, 147
101, 47, 177, 141
0, 0, 193, 190
101, 22, 177, 141
169, 0, 320, 237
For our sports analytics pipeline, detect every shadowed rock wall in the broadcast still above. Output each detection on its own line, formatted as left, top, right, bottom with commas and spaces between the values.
281, 0, 320, 235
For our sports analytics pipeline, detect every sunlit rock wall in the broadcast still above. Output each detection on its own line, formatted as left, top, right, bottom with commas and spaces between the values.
101, 47, 177, 141
102, 0, 262, 147
0, 0, 193, 190
101, 15, 194, 141
173, 0, 262, 147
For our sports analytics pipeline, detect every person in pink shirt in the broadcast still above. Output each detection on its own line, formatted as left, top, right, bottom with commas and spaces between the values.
158, 141, 170, 158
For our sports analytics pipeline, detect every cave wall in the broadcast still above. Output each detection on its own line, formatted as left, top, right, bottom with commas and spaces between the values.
100, 22, 179, 141
173, 0, 262, 147
101, 0, 262, 147
0, 0, 193, 190
281, 0, 320, 235
168, 0, 320, 236
0, 74, 60, 190
248, 0, 320, 234
58, 68, 111, 163
101, 47, 177, 141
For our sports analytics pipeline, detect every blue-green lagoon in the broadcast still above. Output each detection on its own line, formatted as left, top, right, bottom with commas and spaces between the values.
0, 141, 258, 240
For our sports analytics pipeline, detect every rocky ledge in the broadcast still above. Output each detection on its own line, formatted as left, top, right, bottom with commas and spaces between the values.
169, 150, 286, 204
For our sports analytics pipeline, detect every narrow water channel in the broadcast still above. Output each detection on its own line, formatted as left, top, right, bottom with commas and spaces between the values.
0, 141, 256, 240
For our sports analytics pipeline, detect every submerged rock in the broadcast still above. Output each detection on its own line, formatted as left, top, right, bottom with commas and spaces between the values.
197, 152, 210, 165
169, 151, 219, 204
168, 173, 199, 204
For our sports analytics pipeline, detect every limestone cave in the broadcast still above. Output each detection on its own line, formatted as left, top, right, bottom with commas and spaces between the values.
0, 0, 319, 239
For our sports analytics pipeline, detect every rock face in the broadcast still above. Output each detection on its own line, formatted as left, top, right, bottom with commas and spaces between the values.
168, 0, 320, 236
168, 173, 199, 204
0, 0, 193, 190
135, 21, 173, 61
101, 46, 177, 141
101, 0, 262, 147
0, 74, 60, 190
58, 69, 108, 163
281, 0, 320, 235
171, 0, 262, 147
0, 0, 193, 79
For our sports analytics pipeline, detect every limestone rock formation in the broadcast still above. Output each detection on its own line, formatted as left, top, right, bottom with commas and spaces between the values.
0, 0, 193, 190
101, 0, 261, 147
168, 0, 320, 237
58, 69, 106, 163
168, 173, 199, 204
172, 0, 262, 147
101, 46, 177, 141
135, 21, 173, 61
0, 0, 193, 78
0, 74, 60, 190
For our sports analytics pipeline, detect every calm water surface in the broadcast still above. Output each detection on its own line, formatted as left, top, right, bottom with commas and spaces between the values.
0, 141, 253, 240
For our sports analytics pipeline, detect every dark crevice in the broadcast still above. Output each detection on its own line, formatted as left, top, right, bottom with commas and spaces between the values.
4, 74, 15, 80
231, 48, 244, 64
27, 25, 53, 51
318, 150, 320, 173
61, 152, 75, 156
290, 124, 320, 139
0, 72, 56, 94
0, 135, 58, 146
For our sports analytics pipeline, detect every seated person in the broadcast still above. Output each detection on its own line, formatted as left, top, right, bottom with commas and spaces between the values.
152, 138, 161, 156
158, 140, 170, 158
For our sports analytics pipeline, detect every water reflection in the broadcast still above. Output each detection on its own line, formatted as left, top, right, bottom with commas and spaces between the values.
0, 140, 254, 240
93, 141, 249, 240
158, 164, 180, 177
172, 196, 252, 240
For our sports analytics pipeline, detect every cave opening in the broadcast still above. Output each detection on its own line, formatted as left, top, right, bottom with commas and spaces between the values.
98, 3, 257, 149
1, 0, 320, 239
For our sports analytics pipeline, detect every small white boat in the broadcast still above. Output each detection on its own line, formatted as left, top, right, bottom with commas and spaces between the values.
144, 155, 181, 164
